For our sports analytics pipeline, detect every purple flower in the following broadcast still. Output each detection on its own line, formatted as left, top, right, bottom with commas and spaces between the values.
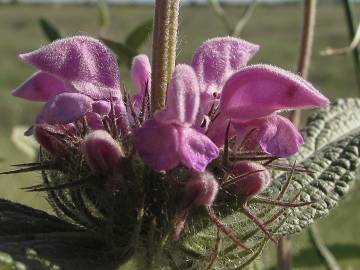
130, 54, 152, 111
192, 38, 330, 157
133, 37, 329, 172
192, 37, 259, 117
12, 36, 135, 133
13, 35, 330, 173
133, 65, 219, 172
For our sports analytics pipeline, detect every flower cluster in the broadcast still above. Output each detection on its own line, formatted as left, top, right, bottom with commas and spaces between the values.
11, 36, 329, 248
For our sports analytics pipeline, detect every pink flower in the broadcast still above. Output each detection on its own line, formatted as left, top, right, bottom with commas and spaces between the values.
192, 37, 259, 117
133, 65, 219, 172
12, 36, 152, 134
192, 38, 330, 157
130, 54, 152, 111
13, 35, 329, 172
133, 37, 329, 172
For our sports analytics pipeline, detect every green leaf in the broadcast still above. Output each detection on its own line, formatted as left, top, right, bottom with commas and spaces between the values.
38, 18, 61, 42
101, 38, 136, 68
0, 199, 111, 270
177, 99, 360, 269
125, 19, 153, 52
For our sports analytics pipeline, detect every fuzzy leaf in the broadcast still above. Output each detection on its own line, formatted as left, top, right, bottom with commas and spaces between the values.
272, 98, 360, 234
125, 19, 153, 52
177, 99, 360, 269
38, 18, 61, 42
0, 199, 111, 270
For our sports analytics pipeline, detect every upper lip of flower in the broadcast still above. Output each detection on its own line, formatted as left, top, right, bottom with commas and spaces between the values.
11, 36, 134, 133
188, 37, 329, 158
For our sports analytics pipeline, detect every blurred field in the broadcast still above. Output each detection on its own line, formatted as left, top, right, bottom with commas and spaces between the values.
1, 2, 360, 270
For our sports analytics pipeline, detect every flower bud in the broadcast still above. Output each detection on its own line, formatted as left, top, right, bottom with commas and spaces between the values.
183, 171, 219, 207
230, 161, 271, 198
34, 126, 66, 157
85, 112, 103, 130
80, 130, 124, 173
92, 100, 111, 116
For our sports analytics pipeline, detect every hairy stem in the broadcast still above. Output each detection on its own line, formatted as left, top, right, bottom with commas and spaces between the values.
283, 1, 317, 269
151, 0, 180, 114
166, 0, 180, 82
289, 0, 317, 126
342, 0, 360, 93
277, 237, 292, 270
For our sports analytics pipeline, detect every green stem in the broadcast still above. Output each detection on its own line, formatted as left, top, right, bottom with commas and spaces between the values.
290, 0, 317, 127
297, 0, 317, 79
342, 0, 360, 94
151, 0, 180, 114
207, 0, 233, 35
232, 0, 257, 37
309, 224, 342, 270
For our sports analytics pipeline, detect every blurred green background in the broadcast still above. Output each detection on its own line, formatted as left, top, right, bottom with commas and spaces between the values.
0, 2, 360, 269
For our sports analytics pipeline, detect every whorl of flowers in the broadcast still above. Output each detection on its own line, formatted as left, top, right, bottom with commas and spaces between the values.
10, 36, 329, 257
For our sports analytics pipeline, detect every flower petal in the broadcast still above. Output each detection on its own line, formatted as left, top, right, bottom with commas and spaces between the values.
155, 64, 200, 126
131, 54, 151, 108
233, 115, 304, 157
134, 119, 179, 171
220, 64, 330, 121
20, 36, 121, 99
36, 92, 93, 125
114, 99, 130, 135
206, 114, 235, 146
92, 100, 111, 116
12, 71, 67, 102
178, 127, 219, 172
86, 112, 103, 130
258, 115, 304, 157
192, 37, 259, 95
